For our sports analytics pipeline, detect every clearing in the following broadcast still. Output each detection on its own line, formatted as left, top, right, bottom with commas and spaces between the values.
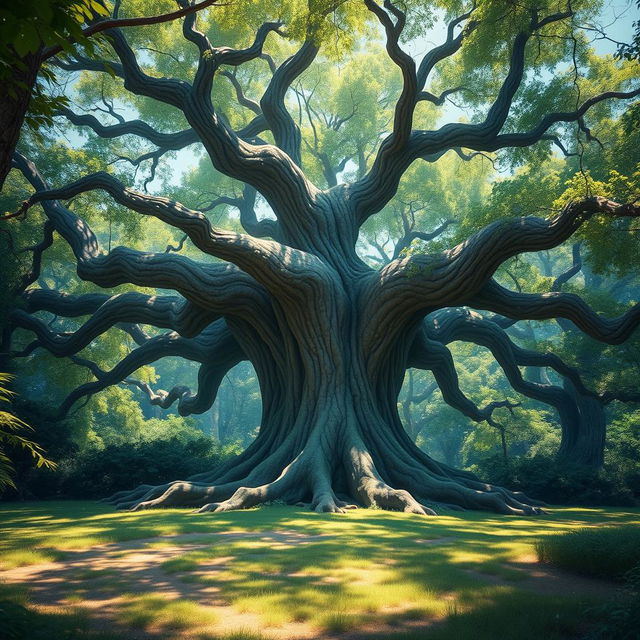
1, 501, 637, 639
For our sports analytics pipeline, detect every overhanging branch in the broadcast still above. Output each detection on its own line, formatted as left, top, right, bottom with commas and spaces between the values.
468, 280, 640, 345
57, 320, 244, 418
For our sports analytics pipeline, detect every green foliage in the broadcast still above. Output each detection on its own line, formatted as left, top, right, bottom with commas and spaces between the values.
0, 1, 111, 138
0, 374, 55, 493
474, 454, 637, 506
536, 525, 640, 579
586, 565, 640, 640
0, 1, 109, 59
15, 411, 240, 499
606, 409, 640, 496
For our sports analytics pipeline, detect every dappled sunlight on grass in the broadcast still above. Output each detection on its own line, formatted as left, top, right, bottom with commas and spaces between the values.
1, 501, 638, 637
0, 548, 66, 569
198, 631, 271, 640
119, 593, 218, 631
397, 589, 603, 640
0, 582, 119, 639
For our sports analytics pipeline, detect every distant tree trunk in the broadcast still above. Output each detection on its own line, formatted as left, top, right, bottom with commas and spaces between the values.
210, 402, 220, 440
0, 50, 40, 190
557, 380, 606, 467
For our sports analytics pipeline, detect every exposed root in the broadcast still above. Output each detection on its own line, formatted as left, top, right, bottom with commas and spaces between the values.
196, 482, 284, 513
356, 477, 437, 516
103, 435, 544, 517
311, 493, 346, 513
335, 499, 359, 510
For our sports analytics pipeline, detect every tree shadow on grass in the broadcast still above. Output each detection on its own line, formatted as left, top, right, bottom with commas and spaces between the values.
0, 585, 121, 640
0, 502, 638, 639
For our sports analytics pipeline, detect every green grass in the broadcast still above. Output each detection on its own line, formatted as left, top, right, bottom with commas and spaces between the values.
0, 501, 639, 638
536, 524, 640, 579
119, 594, 218, 630
0, 583, 119, 640
198, 632, 271, 640
382, 590, 601, 640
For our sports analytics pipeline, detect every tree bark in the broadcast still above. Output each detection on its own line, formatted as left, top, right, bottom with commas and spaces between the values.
0, 51, 40, 190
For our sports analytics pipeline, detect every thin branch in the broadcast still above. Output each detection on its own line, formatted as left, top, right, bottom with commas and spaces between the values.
409, 329, 517, 426
41, 0, 227, 61
552, 242, 582, 290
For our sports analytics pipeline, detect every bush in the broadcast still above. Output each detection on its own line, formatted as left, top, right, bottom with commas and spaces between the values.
472, 454, 637, 506
536, 526, 640, 580
586, 566, 640, 640
60, 437, 239, 499
4, 434, 240, 500
537, 528, 640, 640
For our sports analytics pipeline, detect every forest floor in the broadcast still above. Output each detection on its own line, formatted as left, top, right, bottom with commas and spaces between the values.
0, 501, 638, 639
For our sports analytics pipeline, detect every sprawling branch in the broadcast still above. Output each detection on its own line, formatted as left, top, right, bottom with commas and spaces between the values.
427, 308, 596, 397
57, 319, 244, 417
552, 242, 582, 290
600, 389, 640, 404
364, 0, 416, 148
483, 89, 640, 152
56, 11, 322, 231
417, 6, 476, 91
58, 107, 199, 149
11, 293, 214, 359
221, 71, 262, 114
392, 218, 455, 259
421, 308, 588, 455
409, 328, 517, 426
41, 0, 225, 61
353, 3, 527, 222
201, 185, 281, 240
12, 153, 269, 315
468, 279, 640, 345
106, 28, 191, 109
417, 87, 472, 106
377, 196, 640, 316
5, 221, 55, 298
18, 170, 331, 296
214, 22, 283, 67
349, 11, 640, 224
126, 344, 240, 416
260, 40, 319, 166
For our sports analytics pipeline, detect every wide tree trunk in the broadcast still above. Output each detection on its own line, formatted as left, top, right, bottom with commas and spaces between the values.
106, 235, 543, 516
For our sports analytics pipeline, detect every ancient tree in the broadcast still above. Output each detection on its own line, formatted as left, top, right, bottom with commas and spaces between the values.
4, 0, 640, 514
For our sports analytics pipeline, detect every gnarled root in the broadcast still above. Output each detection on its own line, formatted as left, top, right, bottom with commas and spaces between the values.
103, 435, 544, 516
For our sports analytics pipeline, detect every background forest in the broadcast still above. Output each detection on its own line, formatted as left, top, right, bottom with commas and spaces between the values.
1, 0, 639, 508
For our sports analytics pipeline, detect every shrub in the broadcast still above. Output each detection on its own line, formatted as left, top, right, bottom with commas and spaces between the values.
59, 437, 239, 499
586, 565, 640, 640
472, 454, 637, 506
4, 433, 240, 500
536, 526, 640, 580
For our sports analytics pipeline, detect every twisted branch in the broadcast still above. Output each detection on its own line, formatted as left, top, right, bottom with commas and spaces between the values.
57, 320, 243, 418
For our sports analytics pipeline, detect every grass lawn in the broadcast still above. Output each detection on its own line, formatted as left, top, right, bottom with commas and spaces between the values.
1, 501, 638, 639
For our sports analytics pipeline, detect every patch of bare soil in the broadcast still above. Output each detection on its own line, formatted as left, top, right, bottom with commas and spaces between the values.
1, 531, 333, 639
0, 532, 621, 639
